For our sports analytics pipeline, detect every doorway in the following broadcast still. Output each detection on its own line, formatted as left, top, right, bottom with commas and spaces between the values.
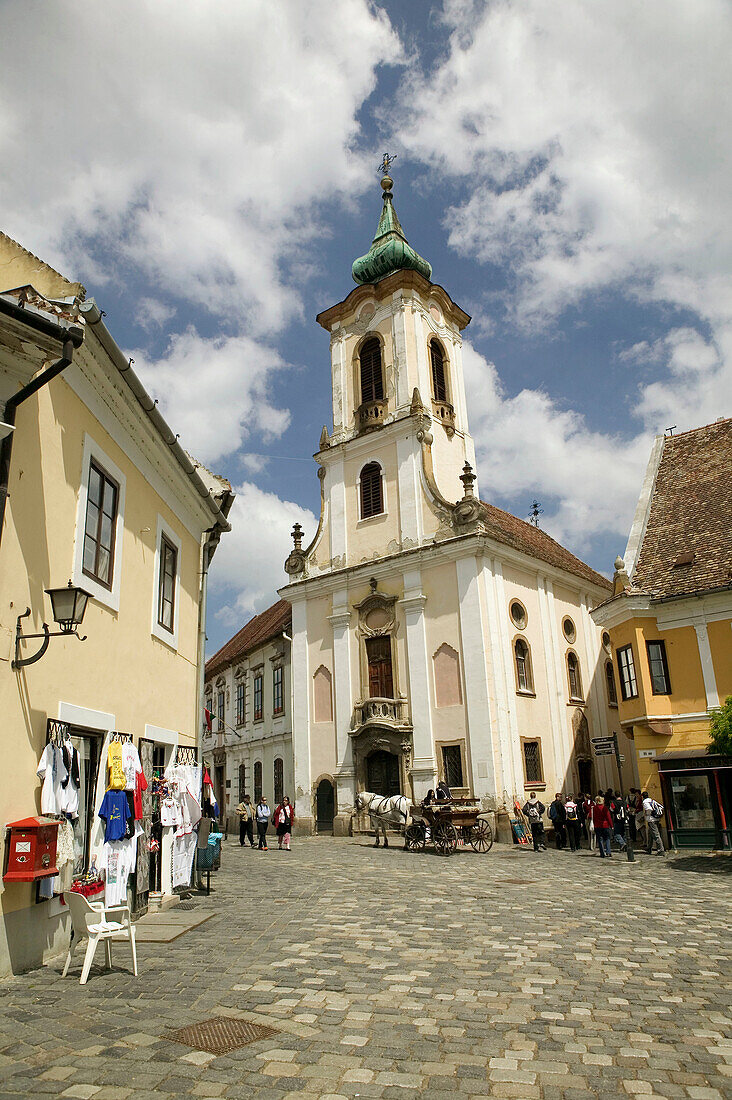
316, 779, 335, 833
366, 636, 394, 698
367, 749, 400, 797
577, 759, 594, 796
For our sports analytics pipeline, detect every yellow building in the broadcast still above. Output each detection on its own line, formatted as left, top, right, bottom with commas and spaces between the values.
591, 419, 732, 849
0, 233, 232, 975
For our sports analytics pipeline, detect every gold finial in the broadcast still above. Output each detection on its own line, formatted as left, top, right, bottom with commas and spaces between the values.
378, 151, 396, 193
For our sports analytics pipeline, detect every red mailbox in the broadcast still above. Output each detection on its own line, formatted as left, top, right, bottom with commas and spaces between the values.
4, 817, 59, 882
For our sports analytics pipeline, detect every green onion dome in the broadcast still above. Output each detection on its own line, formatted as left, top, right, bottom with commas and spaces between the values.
351, 174, 432, 285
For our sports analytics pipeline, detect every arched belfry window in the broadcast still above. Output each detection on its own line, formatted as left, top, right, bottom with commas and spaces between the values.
360, 337, 383, 404
360, 462, 383, 519
429, 339, 447, 403
567, 651, 583, 701
514, 638, 534, 694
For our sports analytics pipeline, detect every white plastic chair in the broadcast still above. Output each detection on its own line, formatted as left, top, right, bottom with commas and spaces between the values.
62, 891, 138, 984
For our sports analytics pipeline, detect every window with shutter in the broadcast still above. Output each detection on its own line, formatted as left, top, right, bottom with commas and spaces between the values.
429, 339, 447, 402
360, 462, 383, 518
567, 652, 583, 700
360, 338, 384, 404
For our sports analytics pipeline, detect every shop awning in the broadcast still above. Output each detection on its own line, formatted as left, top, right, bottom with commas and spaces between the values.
656, 748, 732, 772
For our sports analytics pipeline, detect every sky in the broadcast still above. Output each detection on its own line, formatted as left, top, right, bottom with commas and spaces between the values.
1, 0, 730, 656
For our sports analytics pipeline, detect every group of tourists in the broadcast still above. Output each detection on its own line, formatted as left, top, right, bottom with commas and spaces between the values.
522, 788, 666, 857
234, 794, 295, 851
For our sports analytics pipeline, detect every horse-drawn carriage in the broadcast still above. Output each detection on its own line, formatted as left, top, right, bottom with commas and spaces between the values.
405, 799, 494, 856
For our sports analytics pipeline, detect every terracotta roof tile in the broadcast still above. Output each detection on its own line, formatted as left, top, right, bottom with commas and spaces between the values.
205, 599, 291, 679
631, 418, 732, 600
480, 501, 612, 591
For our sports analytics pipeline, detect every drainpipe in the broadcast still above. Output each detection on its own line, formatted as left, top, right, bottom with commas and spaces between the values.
0, 322, 82, 550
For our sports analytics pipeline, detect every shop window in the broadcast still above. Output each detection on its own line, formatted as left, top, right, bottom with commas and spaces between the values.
274, 757, 284, 804
646, 640, 671, 695
359, 462, 383, 518
567, 651, 583, 701
254, 760, 262, 803
253, 672, 263, 721
441, 744, 464, 788
273, 666, 284, 715
521, 738, 544, 785
433, 643, 462, 707
83, 459, 118, 589
313, 665, 333, 723
236, 682, 245, 726
238, 762, 247, 802
157, 534, 177, 633
366, 635, 393, 698
429, 338, 448, 403
605, 660, 618, 706
217, 691, 225, 732
514, 638, 534, 694
617, 644, 638, 700
360, 337, 383, 404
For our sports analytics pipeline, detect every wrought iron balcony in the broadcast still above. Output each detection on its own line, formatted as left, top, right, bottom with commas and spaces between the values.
357, 398, 389, 433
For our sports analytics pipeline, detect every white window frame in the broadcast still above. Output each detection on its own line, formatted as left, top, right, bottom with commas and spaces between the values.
72, 433, 126, 612
151, 513, 182, 650
356, 457, 388, 524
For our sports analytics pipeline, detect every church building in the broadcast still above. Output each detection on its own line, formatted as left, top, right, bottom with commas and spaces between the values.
279, 167, 626, 836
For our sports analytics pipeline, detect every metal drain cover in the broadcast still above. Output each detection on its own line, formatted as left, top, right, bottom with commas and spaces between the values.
176, 903, 197, 911
166, 1016, 277, 1055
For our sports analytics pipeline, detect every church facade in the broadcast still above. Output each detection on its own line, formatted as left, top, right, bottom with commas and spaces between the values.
280, 170, 628, 836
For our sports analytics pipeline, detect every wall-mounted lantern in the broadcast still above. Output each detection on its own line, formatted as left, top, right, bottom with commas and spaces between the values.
12, 581, 91, 669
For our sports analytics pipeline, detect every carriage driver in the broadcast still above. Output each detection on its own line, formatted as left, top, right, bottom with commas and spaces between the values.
436, 779, 452, 802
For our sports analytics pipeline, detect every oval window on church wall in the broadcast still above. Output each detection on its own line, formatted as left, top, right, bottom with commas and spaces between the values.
433, 643, 463, 707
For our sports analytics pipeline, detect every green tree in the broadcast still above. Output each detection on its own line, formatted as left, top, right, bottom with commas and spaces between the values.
708, 695, 732, 756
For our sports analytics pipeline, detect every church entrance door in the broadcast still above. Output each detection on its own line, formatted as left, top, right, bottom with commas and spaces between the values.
367, 749, 400, 797
316, 779, 335, 833
577, 759, 594, 795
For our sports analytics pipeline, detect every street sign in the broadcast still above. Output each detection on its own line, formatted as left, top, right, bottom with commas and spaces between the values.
593, 749, 614, 757
591, 736, 615, 745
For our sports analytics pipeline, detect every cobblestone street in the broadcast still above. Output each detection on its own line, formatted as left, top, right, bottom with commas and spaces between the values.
0, 837, 730, 1100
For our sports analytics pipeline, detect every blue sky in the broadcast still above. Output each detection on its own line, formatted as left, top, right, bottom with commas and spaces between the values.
1, 0, 729, 656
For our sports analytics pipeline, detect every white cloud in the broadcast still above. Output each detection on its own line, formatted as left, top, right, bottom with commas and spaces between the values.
463, 342, 652, 551
132, 328, 291, 466
0, 0, 401, 334
137, 298, 176, 332
397, 0, 732, 432
207, 481, 317, 631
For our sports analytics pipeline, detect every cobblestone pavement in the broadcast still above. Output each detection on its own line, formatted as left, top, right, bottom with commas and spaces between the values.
0, 837, 730, 1100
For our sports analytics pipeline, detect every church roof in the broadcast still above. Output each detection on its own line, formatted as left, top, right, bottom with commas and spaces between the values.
352, 174, 432, 285
205, 599, 292, 679
480, 501, 612, 592
628, 418, 732, 600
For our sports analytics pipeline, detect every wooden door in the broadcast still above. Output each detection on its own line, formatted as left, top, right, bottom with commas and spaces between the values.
366, 636, 393, 698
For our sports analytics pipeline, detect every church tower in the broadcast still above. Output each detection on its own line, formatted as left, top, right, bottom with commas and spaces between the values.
281, 163, 618, 837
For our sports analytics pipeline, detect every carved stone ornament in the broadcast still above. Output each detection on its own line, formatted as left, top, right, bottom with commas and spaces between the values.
354, 579, 398, 638
284, 522, 307, 575
410, 387, 433, 445
451, 461, 484, 530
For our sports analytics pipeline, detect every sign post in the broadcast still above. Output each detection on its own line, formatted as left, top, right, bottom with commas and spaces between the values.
593, 733, 634, 862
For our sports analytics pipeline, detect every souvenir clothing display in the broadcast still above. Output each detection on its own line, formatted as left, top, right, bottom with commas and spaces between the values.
107, 741, 126, 790
122, 741, 142, 792
99, 835, 139, 905
133, 769, 148, 820
36, 740, 80, 817
98, 788, 131, 842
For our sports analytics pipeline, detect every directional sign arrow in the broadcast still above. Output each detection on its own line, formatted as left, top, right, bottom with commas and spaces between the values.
593, 749, 614, 756
591, 736, 615, 745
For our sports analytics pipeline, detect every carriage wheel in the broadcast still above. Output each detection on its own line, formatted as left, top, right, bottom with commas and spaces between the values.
433, 821, 458, 856
470, 819, 494, 853
405, 824, 426, 852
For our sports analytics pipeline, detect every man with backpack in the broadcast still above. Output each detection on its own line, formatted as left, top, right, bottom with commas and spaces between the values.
548, 793, 567, 849
522, 792, 546, 851
642, 790, 666, 855
606, 788, 627, 851
564, 795, 582, 851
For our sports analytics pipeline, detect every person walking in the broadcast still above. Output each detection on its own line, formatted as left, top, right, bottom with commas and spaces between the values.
582, 794, 596, 850
642, 790, 666, 855
608, 789, 627, 851
591, 795, 614, 858
548, 793, 567, 849
522, 792, 546, 851
235, 794, 256, 848
255, 796, 270, 850
273, 796, 295, 850
564, 795, 582, 852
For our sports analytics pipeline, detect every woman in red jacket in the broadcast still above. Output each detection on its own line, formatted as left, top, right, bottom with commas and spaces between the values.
591, 795, 614, 858
273, 796, 295, 850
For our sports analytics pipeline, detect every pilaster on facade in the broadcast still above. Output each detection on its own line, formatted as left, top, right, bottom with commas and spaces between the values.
399, 569, 435, 797
580, 592, 606, 743
391, 292, 410, 412
490, 559, 523, 799
457, 555, 501, 805
693, 621, 720, 709
290, 598, 312, 827
537, 576, 569, 786
396, 433, 424, 548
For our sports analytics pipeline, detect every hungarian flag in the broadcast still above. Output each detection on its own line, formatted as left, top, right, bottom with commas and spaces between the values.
204, 707, 213, 733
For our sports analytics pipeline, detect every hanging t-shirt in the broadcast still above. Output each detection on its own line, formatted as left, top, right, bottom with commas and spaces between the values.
133, 769, 148, 820
107, 742, 126, 790
98, 789, 131, 842
100, 839, 136, 906
60, 741, 80, 818
122, 742, 142, 792
36, 744, 66, 815
160, 797, 182, 828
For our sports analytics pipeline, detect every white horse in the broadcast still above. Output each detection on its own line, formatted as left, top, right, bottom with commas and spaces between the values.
354, 791, 409, 847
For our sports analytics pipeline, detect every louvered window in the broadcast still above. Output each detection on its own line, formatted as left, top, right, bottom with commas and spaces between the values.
515, 638, 533, 693
360, 338, 383, 403
360, 462, 383, 518
567, 652, 583, 700
430, 339, 447, 402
